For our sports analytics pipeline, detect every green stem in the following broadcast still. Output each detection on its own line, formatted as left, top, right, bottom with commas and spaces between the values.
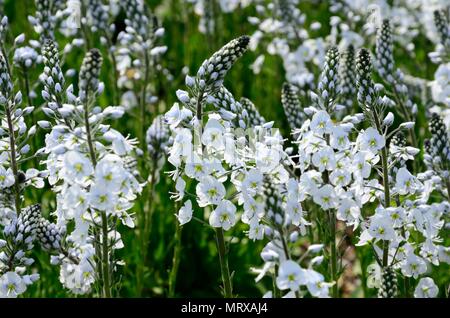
23, 69, 39, 169
168, 215, 183, 297
100, 211, 111, 298
214, 228, 233, 298
5, 102, 21, 214
84, 99, 112, 298
380, 145, 391, 267
372, 109, 391, 268
329, 210, 338, 298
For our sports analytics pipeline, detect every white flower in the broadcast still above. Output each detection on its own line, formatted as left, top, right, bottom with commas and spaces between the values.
307, 279, 332, 298
395, 167, 421, 195
242, 196, 264, 224
64, 184, 89, 216
351, 151, 372, 180
185, 154, 212, 180
312, 185, 336, 210
330, 169, 351, 187
276, 260, 307, 292
414, 277, 438, 298
177, 200, 193, 225
196, 176, 226, 207
165, 103, 192, 129
0, 166, 15, 188
368, 214, 396, 241
89, 185, 117, 212
248, 222, 264, 240
311, 146, 336, 172
0, 272, 27, 298
202, 118, 225, 150
330, 126, 350, 150
103, 129, 133, 156
63, 151, 94, 184
310, 110, 332, 135
241, 169, 263, 197
285, 199, 304, 226
94, 158, 125, 191
401, 253, 427, 278
209, 200, 237, 230
359, 127, 385, 153
336, 198, 360, 227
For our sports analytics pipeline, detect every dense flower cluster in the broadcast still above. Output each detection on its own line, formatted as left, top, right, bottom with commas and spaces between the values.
0, 0, 449, 300
41, 45, 143, 295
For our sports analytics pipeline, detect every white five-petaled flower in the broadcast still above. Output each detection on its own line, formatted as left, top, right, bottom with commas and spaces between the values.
0, 272, 27, 298
0, 166, 15, 188
359, 127, 385, 153
209, 200, 237, 230
89, 184, 117, 212
401, 253, 427, 278
312, 146, 336, 172
202, 118, 225, 150
63, 151, 94, 184
196, 176, 226, 207
396, 167, 421, 195
368, 214, 396, 241
310, 110, 332, 135
312, 185, 336, 210
414, 277, 438, 298
276, 260, 307, 292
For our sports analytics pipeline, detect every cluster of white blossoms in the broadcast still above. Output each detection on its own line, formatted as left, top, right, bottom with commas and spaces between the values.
0, 17, 51, 298
40, 43, 143, 295
115, 0, 168, 110
166, 36, 288, 234
354, 47, 449, 298
165, 35, 332, 298
252, 37, 449, 298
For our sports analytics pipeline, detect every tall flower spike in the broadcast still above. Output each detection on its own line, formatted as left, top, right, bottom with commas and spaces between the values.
0, 52, 12, 100
79, 49, 103, 101
87, 0, 109, 33
240, 97, 266, 126
281, 82, 304, 130
36, 218, 63, 251
377, 266, 398, 298
263, 178, 284, 224
376, 20, 394, 82
196, 35, 250, 94
213, 86, 248, 129
146, 115, 171, 170
428, 113, 450, 161
42, 40, 65, 106
33, 0, 55, 40
434, 10, 450, 49
339, 44, 356, 109
120, 0, 154, 41
318, 46, 340, 112
356, 48, 381, 127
